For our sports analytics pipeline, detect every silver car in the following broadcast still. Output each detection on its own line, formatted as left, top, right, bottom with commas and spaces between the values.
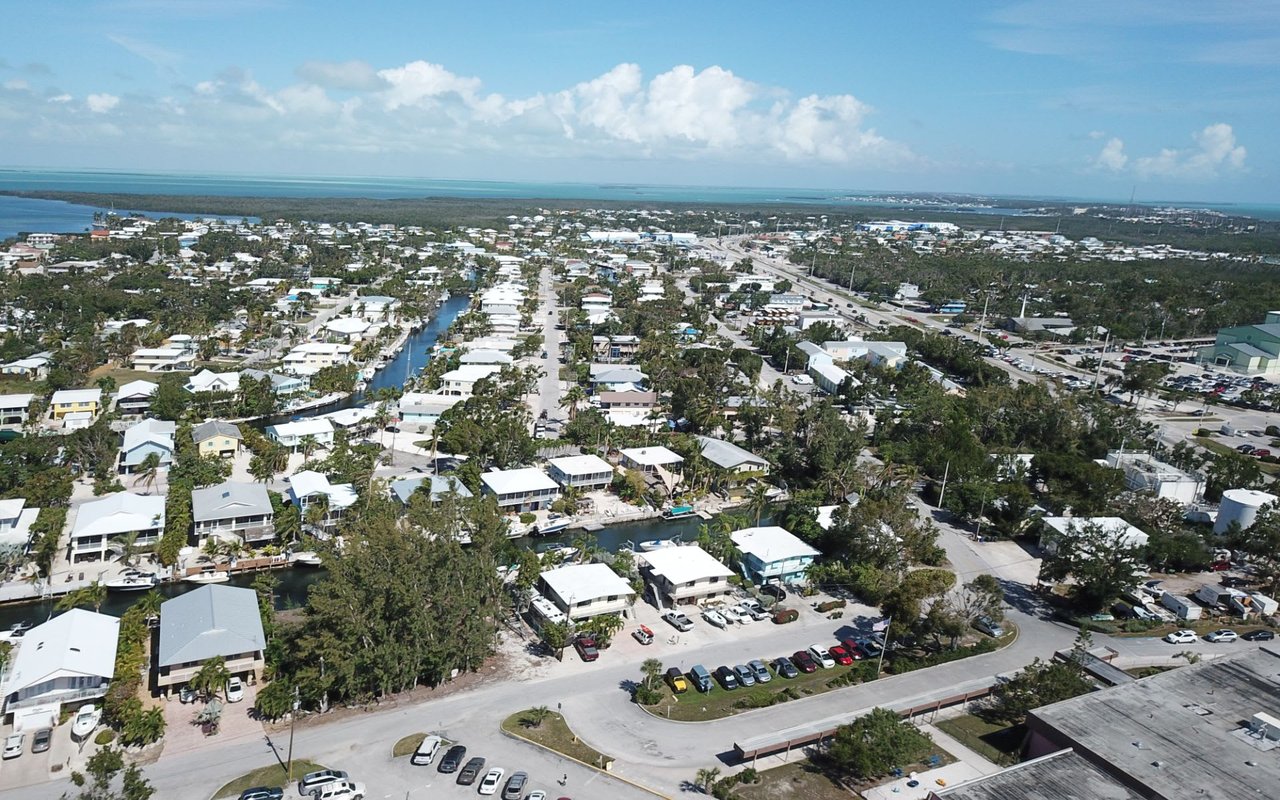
748, 659, 772, 683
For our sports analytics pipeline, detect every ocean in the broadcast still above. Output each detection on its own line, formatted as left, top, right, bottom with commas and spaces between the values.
1, 167, 1277, 239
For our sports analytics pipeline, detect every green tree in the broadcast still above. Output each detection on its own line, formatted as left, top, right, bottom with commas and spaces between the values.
188, 656, 231, 702
63, 745, 155, 800
521, 705, 552, 728
641, 658, 663, 690
695, 767, 722, 794
824, 708, 934, 782
538, 619, 574, 661
986, 657, 1094, 723
151, 374, 187, 421
56, 581, 107, 613
1038, 521, 1147, 612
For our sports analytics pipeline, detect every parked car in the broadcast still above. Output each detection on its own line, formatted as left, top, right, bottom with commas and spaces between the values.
739, 599, 769, 620
1236, 444, 1256, 453
3, 733, 23, 759
808, 644, 836, 668
412, 734, 444, 766
458, 757, 487, 785
226, 676, 245, 703
1165, 629, 1198, 644
298, 770, 349, 797
760, 583, 786, 601
439, 745, 467, 773
702, 609, 729, 629
733, 664, 756, 687
828, 645, 854, 666
715, 665, 740, 690
238, 788, 283, 800
632, 625, 654, 645
502, 771, 528, 800
478, 767, 506, 796
1243, 629, 1276, 641
527, 793, 547, 800
772, 657, 799, 678
973, 616, 1005, 637
1255, 449, 1272, 458
749, 659, 772, 683
573, 634, 599, 662
840, 638, 870, 660
31, 728, 51, 754
179, 685, 198, 704
662, 611, 694, 632
1206, 629, 1239, 643
791, 650, 818, 673
311, 780, 365, 800
689, 664, 714, 692
720, 606, 748, 625
666, 667, 689, 693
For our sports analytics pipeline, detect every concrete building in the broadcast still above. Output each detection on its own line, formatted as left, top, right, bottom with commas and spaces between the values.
547, 454, 615, 490
69, 492, 165, 563
191, 481, 274, 545
2, 610, 119, 726
730, 526, 820, 585
1105, 450, 1204, 505
639, 544, 735, 606
192, 420, 243, 459
480, 468, 561, 512
156, 585, 266, 691
0, 393, 34, 425
537, 563, 635, 621
930, 749, 1141, 800
1198, 311, 1280, 375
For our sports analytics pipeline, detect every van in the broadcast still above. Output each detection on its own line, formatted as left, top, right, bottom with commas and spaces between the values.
689, 664, 713, 693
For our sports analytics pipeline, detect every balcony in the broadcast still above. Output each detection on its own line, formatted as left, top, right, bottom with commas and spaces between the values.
5, 682, 109, 712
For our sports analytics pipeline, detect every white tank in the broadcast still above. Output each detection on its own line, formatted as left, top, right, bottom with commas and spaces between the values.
1214, 488, 1279, 534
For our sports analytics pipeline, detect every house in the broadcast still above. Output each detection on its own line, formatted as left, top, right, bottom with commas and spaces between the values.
156, 585, 266, 691
316, 406, 379, 436
537, 563, 635, 621
240, 368, 307, 397
323, 316, 372, 342
592, 335, 640, 363
191, 481, 274, 545
69, 492, 165, 562
809, 360, 857, 395
0, 498, 39, 550
480, 468, 561, 512
185, 369, 240, 394
547, 454, 615, 490
695, 435, 769, 476
282, 342, 354, 375
353, 295, 400, 323
1, 353, 51, 381
619, 446, 684, 475
1039, 516, 1150, 556
0, 393, 33, 425
286, 470, 357, 533
597, 390, 657, 411
589, 367, 647, 392
129, 346, 195, 373
459, 349, 515, 366
730, 526, 820, 585
389, 475, 473, 506
266, 418, 335, 451
192, 420, 242, 459
2, 610, 119, 725
440, 364, 502, 396
49, 388, 102, 420
397, 392, 462, 427
118, 418, 176, 473
114, 380, 158, 416
639, 544, 735, 606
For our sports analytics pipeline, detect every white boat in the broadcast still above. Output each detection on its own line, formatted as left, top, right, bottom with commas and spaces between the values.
535, 516, 574, 535
70, 704, 101, 740
538, 546, 579, 563
638, 537, 681, 552
183, 567, 230, 585
291, 551, 323, 567
8, 621, 33, 638
105, 570, 157, 592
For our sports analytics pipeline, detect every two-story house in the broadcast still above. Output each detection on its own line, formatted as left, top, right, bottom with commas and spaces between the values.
118, 418, 176, 474
730, 525, 820, 586
285, 470, 357, 534
191, 481, 275, 545
439, 364, 502, 397
114, 380, 158, 416
2, 610, 119, 725
130, 346, 195, 373
155, 585, 265, 692
537, 563, 635, 622
547, 455, 615, 491
639, 545, 735, 606
49, 388, 102, 420
480, 468, 561, 512
69, 492, 165, 562
192, 420, 242, 459
0, 393, 33, 426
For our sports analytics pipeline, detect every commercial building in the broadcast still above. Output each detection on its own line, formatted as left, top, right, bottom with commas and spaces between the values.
547, 455, 615, 490
156, 585, 266, 691
1198, 311, 1280, 375
536, 563, 635, 621
480, 468, 561, 512
2, 610, 119, 726
1039, 516, 1149, 555
639, 544, 735, 606
930, 749, 1141, 800
1104, 450, 1204, 505
730, 526, 820, 585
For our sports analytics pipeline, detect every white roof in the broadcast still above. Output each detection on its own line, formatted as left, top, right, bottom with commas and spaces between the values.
0, 392, 34, 407
1042, 516, 1149, 547
71, 492, 165, 539
0, 498, 25, 519
116, 380, 158, 399
288, 342, 354, 355
50, 388, 102, 405
460, 349, 515, 365
620, 446, 684, 467
287, 470, 358, 510
4, 610, 119, 692
541, 563, 634, 604
268, 418, 334, 438
640, 544, 734, 584
324, 317, 371, 335
442, 364, 502, 383
731, 526, 820, 562
548, 454, 614, 476
481, 468, 558, 495
122, 418, 176, 451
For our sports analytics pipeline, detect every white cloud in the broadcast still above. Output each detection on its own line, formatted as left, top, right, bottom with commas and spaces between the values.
376, 60, 482, 110
47, 93, 72, 103
1093, 137, 1128, 171
86, 93, 119, 113
297, 60, 387, 92
1134, 123, 1247, 179
4, 79, 30, 91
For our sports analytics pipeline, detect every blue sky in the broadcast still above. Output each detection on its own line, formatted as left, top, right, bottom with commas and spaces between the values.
0, 0, 1276, 202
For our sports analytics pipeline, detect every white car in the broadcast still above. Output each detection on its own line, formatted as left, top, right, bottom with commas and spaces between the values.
1164, 629, 1198, 644
1206, 629, 1239, 643
720, 605, 748, 624
739, 600, 769, 620
808, 644, 836, 668
731, 602, 759, 623
478, 767, 505, 796
411, 734, 444, 766
790, 374, 813, 385
526, 792, 547, 800
701, 609, 728, 629
2, 733, 23, 759
226, 676, 245, 703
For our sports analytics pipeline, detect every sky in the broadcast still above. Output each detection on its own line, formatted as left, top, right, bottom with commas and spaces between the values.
0, 0, 1277, 203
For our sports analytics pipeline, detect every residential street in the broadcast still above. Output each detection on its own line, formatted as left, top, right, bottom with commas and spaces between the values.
527, 265, 564, 424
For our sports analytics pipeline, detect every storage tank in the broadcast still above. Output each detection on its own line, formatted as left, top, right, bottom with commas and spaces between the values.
1214, 489, 1279, 534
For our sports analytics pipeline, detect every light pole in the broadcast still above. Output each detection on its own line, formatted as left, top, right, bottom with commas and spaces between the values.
286, 686, 300, 782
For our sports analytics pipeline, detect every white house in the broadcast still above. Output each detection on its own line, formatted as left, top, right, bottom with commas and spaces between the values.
2, 610, 119, 725
480, 468, 561, 512
114, 380, 157, 416
0, 498, 39, 550
460, 349, 515, 366
547, 454, 615, 490
730, 525, 820, 585
282, 342, 354, 375
185, 369, 241, 394
266, 418, 335, 451
619, 446, 684, 475
639, 544, 735, 606
323, 317, 372, 342
286, 470, 358, 534
537, 563, 635, 621
353, 295, 400, 323
0, 393, 33, 426
440, 364, 502, 396
1039, 516, 1150, 556
69, 492, 165, 562
397, 392, 462, 427
118, 418, 176, 473
130, 347, 195, 373
191, 481, 275, 545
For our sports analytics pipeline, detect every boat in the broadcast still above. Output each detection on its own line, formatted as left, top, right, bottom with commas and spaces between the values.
70, 704, 101, 740
638, 536, 681, 552
7, 621, 32, 638
291, 551, 324, 567
105, 570, 158, 592
535, 515, 574, 536
538, 545, 579, 563
183, 566, 230, 585
662, 504, 696, 520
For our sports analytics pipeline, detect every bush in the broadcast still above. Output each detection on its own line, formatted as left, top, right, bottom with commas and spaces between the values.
1265, 425, 1279, 437
1196, 428, 1214, 437
815, 599, 847, 613
772, 608, 799, 624
885, 638, 998, 674
519, 512, 537, 525
94, 729, 116, 746
633, 685, 663, 706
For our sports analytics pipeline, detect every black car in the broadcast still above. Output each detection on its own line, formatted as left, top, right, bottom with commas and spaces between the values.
1243, 629, 1276, 642
760, 583, 786, 601
238, 789, 283, 800
771, 657, 799, 678
457, 756, 486, 785
438, 744, 467, 773
715, 665, 740, 690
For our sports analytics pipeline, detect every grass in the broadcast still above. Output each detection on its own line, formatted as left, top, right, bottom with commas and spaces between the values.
87, 365, 192, 387
393, 732, 427, 758
935, 714, 1025, 767
733, 761, 851, 800
214, 759, 328, 798
500, 710, 613, 770
639, 661, 876, 722
1195, 436, 1280, 474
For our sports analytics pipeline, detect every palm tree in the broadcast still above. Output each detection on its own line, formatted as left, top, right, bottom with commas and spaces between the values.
304, 495, 330, 534
55, 581, 107, 613
299, 435, 319, 461
110, 532, 140, 568
134, 452, 162, 493
136, 590, 163, 620
747, 481, 772, 526
695, 767, 721, 794
521, 705, 553, 728
560, 386, 588, 421
641, 658, 664, 690
189, 656, 231, 702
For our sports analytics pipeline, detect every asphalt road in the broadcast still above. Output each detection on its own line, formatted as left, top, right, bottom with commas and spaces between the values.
528, 266, 564, 426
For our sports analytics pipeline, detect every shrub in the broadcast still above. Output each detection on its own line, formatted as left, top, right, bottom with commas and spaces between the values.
94, 729, 116, 746
1195, 428, 1214, 437
815, 599, 846, 613
633, 685, 663, 706
772, 608, 799, 624
1265, 425, 1279, 437
519, 512, 536, 525
885, 638, 998, 674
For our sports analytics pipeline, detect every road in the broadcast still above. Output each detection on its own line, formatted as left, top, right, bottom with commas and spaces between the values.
527, 266, 564, 425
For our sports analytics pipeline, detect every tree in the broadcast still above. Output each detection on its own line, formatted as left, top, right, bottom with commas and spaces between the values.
56, 581, 107, 613
151, 374, 187, 421
695, 767, 722, 794
1038, 521, 1147, 612
538, 619, 574, 661
63, 745, 154, 800
641, 658, 663, 690
189, 656, 231, 702
1205, 450, 1263, 502
132, 452, 162, 493
1227, 505, 1280, 595
111, 532, 140, 568
521, 705, 552, 728
986, 657, 1094, 723
824, 708, 934, 782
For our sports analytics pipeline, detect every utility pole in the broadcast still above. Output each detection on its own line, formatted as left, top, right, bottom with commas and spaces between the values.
287, 685, 300, 782
875, 616, 892, 677
1091, 331, 1111, 391
937, 460, 951, 508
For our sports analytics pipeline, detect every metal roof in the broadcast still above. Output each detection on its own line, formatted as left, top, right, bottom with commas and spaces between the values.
157, 585, 266, 667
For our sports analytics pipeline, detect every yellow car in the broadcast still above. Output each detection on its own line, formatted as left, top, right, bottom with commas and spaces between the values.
665, 667, 689, 693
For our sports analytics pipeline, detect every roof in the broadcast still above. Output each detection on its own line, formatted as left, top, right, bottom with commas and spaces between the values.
191, 481, 272, 523
192, 420, 242, 442
324, 317, 370, 335
591, 368, 647, 384
4, 610, 119, 692
620, 446, 684, 467
481, 468, 559, 495
50, 388, 102, 405
548, 454, 614, 476
71, 492, 165, 539
730, 526, 820, 562
598, 390, 656, 405
267, 418, 334, 438
937, 749, 1141, 800
116, 380, 158, 399
1041, 516, 1149, 547
0, 392, 35, 407
389, 475, 473, 505
696, 435, 768, 470
157, 585, 266, 667
541, 563, 634, 604
441, 364, 502, 383
1029, 645, 1280, 800
1224, 341, 1275, 359
640, 544, 734, 584
287, 470, 358, 509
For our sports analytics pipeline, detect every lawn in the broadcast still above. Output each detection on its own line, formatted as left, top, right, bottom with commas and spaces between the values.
393, 732, 427, 758
1195, 436, 1280, 474
88, 365, 192, 387
214, 759, 328, 798
501, 710, 613, 770
935, 714, 1025, 766
734, 762, 851, 800
640, 661, 877, 722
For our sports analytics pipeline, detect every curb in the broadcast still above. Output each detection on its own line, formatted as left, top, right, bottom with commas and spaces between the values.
498, 724, 671, 799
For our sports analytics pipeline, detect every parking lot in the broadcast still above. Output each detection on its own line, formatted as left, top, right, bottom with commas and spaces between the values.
0, 716, 101, 792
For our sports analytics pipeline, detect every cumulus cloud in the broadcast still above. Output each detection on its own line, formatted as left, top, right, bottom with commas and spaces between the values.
86, 93, 120, 113
1135, 123, 1247, 179
376, 60, 483, 110
1093, 137, 1128, 171
296, 59, 387, 92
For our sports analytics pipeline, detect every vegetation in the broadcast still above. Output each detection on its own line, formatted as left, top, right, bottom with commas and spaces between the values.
103, 593, 165, 747
62, 746, 154, 800
500, 710, 613, 770
213, 760, 328, 799
821, 708, 937, 784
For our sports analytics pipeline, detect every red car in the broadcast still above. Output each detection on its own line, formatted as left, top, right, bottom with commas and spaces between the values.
829, 645, 854, 666
1255, 449, 1272, 458
791, 650, 818, 673
839, 639, 866, 660
573, 635, 599, 662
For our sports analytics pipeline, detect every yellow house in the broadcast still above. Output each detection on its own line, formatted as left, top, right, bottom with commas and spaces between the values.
192, 420, 243, 459
49, 388, 102, 420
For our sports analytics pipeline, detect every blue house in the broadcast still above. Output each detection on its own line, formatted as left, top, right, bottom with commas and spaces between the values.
730, 525, 820, 585
937, 301, 967, 315
118, 418, 176, 474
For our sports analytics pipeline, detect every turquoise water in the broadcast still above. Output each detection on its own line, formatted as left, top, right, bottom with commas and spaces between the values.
0, 193, 256, 240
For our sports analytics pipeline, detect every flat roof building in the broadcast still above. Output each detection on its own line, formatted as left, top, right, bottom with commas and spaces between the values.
931, 749, 1142, 800
547, 454, 615, 490
537, 563, 635, 621
480, 468, 561, 512
639, 544, 734, 606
